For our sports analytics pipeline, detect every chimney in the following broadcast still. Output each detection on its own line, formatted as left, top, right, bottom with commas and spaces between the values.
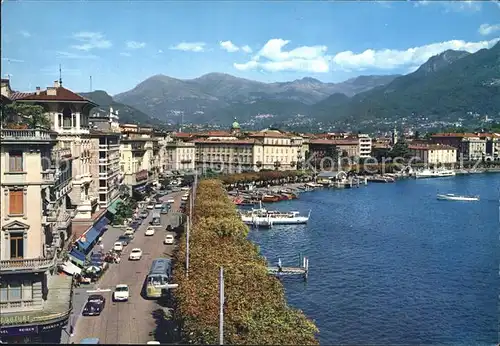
54, 80, 60, 88
35, 87, 41, 95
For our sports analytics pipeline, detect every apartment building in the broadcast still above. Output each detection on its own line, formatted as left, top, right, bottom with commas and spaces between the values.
192, 137, 254, 174
165, 140, 196, 172
408, 144, 457, 165
430, 133, 491, 161
308, 138, 360, 169
357, 134, 373, 158
0, 127, 72, 342
119, 125, 160, 194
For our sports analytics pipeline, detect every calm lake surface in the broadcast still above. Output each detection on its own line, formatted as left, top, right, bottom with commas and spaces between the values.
247, 174, 500, 345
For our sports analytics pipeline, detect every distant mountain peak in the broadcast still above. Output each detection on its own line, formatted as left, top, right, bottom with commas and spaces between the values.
416, 49, 470, 75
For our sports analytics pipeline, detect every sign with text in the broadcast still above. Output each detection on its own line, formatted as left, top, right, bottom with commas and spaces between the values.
0, 320, 67, 336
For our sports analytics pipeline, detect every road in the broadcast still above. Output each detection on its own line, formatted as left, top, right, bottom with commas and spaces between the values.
68, 191, 185, 344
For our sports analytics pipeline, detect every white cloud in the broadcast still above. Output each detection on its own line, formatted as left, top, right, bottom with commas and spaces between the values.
332, 38, 499, 70
414, 0, 482, 12
126, 41, 146, 49
234, 39, 330, 73
170, 42, 206, 52
120, 52, 131, 57
71, 32, 112, 51
234, 37, 500, 73
479, 23, 500, 36
241, 45, 252, 53
20, 30, 31, 38
56, 51, 98, 60
220, 40, 239, 53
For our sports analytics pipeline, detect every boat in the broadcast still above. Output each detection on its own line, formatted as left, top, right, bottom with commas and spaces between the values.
240, 202, 310, 225
262, 195, 280, 203
436, 193, 480, 201
415, 168, 456, 179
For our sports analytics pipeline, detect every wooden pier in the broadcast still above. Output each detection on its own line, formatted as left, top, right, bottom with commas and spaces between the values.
267, 255, 309, 280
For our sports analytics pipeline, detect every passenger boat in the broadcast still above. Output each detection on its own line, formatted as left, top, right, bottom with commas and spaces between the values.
437, 194, 480, 201
415, 168, 456, 179
240, 202, 310, 225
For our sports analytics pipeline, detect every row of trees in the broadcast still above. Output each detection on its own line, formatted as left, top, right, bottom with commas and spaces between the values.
171, 179, 319, 344
218, 169, 312, 185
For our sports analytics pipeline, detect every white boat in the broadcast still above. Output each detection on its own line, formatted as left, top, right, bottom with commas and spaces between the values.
415, 168, 456, 179
240, 202, 310, 225
436, 193, 480, 201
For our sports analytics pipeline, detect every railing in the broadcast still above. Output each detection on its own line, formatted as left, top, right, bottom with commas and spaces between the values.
0, 256, 56, 273
42, 171, 55, 183
53, 147, 72, 159
0, 129, 54, 141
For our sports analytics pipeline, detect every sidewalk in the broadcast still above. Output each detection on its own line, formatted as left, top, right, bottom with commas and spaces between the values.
60, 225, 128, 343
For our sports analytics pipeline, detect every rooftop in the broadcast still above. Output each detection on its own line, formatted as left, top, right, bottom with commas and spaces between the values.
309, 138, 359, 146
12, 84, 96, 105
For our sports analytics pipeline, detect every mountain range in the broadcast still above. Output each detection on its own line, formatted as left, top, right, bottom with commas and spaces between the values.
81, 41, 500, 129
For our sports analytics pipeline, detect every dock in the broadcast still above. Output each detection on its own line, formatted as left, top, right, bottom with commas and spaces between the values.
267, 255, 309, 280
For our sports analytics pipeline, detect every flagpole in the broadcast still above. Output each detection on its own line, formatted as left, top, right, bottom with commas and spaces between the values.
219, 267, 224, 345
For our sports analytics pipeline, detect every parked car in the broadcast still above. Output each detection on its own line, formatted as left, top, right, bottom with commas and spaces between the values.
164, 234, 175, 245
113, 284, 129, 302
146, 204, 155, 210
166, 199, 175, 204
82, 295, 105, 316
113, 242, 123, 252
128, 248, 143, 261
154, 203, 163, 209
117, 235, 131, 246
123, 230, 135, 239
145, 227, 155, 236
181, 186, 190, 191
139, 211, 149, 218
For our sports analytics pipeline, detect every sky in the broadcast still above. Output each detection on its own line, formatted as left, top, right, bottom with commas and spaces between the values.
2, 0, 500, 95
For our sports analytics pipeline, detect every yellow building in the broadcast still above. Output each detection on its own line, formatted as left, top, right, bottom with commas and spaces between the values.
408, 144, 457, 165
248, 129, 302, 170
165, 140, 196, 172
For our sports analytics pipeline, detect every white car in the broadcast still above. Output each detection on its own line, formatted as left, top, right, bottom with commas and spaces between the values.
166, 199, 175, 204
128, 248, 142, 260
146, 204, 154, 210
145, 227, 155, 236
113, 242, 123, 252
113, 284, 129, 302
181, 187, 190, 191
164, 234, 175, 245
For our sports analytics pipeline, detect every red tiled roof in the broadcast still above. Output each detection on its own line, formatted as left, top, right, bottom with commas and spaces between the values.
309, 139, 359, 146
408, 144, 456, 150
14, 86, 95, 104
248, 130, 290, 138
197, 131, 234, 137
431, 133, 479, 138
191, 139, 256, 145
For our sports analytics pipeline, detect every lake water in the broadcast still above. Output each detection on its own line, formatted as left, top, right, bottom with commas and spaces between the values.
247, 174, 500, 345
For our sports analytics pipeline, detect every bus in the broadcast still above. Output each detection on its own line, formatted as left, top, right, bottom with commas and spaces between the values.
146, 258, 172, 298
151, 211, 161, 227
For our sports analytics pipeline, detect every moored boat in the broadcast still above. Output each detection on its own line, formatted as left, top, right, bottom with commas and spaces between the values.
436, 193, 479, 201
240, 202, 311, 225
262, 195, 280, 203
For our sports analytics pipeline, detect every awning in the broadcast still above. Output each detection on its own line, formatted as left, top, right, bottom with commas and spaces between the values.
68, 248, 86, 266
107, 199, 122, 214
78, 227, 101, 252
60, 260, 82, 275
94, 216, 110, 232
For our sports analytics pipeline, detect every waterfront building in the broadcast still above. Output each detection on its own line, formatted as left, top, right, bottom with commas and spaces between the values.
248, 129, 302, 171
357, 134, 372, 158
308, 138, 361, 168
408, 143, 457, 165
430, 133, 491, 161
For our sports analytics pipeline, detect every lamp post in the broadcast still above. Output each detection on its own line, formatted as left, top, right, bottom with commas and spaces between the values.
219, 267, 225, 345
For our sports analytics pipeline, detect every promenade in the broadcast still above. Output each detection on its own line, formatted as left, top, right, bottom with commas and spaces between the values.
67, 191, 184, 344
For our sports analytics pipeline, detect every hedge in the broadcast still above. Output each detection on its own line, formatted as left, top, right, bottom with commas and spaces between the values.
219, 170, 311, 185
172, 179, 319, 344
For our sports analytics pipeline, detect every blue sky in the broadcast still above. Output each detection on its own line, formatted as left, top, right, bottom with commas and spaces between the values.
2, 0, 500, 95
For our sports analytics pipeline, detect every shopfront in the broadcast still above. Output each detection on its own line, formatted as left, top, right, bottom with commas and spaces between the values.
0, 318, 68, 344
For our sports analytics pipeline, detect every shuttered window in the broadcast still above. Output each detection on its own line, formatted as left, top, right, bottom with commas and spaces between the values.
9, 151, 23, 172
9, 190, 24, 215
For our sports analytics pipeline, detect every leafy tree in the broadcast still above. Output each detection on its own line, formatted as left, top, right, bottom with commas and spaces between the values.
2, 103, 50, 129
389, 140, 410, 159
171, 179, 319, 345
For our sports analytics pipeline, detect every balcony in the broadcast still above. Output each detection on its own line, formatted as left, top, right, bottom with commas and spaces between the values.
52, 147, 72, 161
42, 170, 56, 184
131, 144, 146, 153
0, 129, 56, 144
56, 211, 71, 229
0, 256, 56, 274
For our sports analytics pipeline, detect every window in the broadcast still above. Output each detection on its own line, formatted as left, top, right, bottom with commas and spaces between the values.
9, 190, 24, 215
99, 180, 107, 187
0, 281, 33, 302
9, 151, 23, 172
99, 193, 106, 202
10, 232, 24, 259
